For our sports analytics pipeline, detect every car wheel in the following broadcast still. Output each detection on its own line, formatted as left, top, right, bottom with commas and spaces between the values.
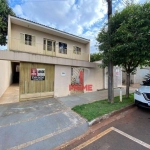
135, 100, 140, 108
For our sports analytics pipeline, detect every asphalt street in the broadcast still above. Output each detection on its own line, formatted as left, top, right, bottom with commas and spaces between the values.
56, 106, 150, 150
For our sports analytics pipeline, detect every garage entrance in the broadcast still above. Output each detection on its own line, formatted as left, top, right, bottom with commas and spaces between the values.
19, 62, 55, 101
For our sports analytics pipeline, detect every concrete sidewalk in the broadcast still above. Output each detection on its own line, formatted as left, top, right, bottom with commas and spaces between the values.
57, 87, 136, 108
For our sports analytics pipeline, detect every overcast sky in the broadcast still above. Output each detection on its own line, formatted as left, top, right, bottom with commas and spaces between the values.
1, 0, 149, 52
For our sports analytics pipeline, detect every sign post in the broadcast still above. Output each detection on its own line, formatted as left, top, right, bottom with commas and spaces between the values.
118, 86, 122, 102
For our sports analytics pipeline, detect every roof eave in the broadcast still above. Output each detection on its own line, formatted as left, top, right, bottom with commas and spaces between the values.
9, 15, 90, 44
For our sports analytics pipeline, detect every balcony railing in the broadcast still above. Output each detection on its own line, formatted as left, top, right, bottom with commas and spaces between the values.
10, 38, 89, 61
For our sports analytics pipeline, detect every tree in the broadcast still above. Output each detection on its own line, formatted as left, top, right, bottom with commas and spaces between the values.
0, 0, 15, 45
90, 53, 103, 62
97, 3, 150, 98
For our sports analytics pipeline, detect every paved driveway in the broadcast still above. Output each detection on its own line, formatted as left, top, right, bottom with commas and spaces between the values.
0, 98, 88, 150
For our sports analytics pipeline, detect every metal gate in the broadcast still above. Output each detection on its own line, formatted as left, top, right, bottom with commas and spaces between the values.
19, 62, 54, 101
70, 67, 84, 94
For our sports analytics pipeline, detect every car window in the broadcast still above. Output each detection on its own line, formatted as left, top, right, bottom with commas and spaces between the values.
143, 78, 150, 86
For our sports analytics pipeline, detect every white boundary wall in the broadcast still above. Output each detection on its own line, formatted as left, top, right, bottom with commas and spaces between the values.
0, 60, 12, 97
84, 65, 104, 93
54, 64, 104, 97
54, 65, 71, 97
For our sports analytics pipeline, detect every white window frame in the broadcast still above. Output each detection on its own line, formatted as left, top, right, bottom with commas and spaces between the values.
43, 38, 55, 51
20, 33, 35, 46
73, 46, 81, 55
59, 42, 67, 54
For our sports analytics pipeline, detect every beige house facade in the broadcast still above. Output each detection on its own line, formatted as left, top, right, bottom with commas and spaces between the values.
8, 16, 90, 61
0, 16, 123, 104
0, 15, 107, 103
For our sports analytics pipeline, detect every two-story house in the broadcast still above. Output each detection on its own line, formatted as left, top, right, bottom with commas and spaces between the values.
0, 15, 106, 103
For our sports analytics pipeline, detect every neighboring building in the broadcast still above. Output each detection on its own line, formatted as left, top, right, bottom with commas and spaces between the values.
0, 15, 122, 103
122, 67, 150, 84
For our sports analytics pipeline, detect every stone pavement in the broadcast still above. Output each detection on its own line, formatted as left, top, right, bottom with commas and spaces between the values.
57, 87, 137, 108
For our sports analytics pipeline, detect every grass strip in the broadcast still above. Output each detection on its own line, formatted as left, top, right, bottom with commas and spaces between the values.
72, 93, 134, 121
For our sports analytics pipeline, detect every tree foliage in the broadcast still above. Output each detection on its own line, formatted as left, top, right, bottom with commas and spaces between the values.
0, 0, 15, 45
97, 3, 150, 97
90, 52, 103, 62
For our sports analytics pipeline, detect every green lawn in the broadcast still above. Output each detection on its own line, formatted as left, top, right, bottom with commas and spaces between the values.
72, 94, 134, 121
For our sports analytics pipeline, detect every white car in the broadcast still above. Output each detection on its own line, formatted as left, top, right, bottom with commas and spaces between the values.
134, 83, 150, 108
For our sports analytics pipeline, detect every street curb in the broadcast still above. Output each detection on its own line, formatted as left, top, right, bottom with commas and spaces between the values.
88, 104, 135, 126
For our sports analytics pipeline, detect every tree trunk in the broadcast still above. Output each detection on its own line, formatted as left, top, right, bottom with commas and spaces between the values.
107, 0, 113, 103
126, 73, 130, 98
108, 61, 114, 103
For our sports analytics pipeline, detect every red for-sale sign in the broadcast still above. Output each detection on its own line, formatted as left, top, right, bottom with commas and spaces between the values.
31, 68, 37, 76
31, 68, 45, 80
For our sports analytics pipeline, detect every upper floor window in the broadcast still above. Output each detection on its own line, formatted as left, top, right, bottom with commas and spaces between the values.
43, 39, 55, 51
20, 33, 35, 46
73, 46, 81, 55
59, 42, 67, 54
